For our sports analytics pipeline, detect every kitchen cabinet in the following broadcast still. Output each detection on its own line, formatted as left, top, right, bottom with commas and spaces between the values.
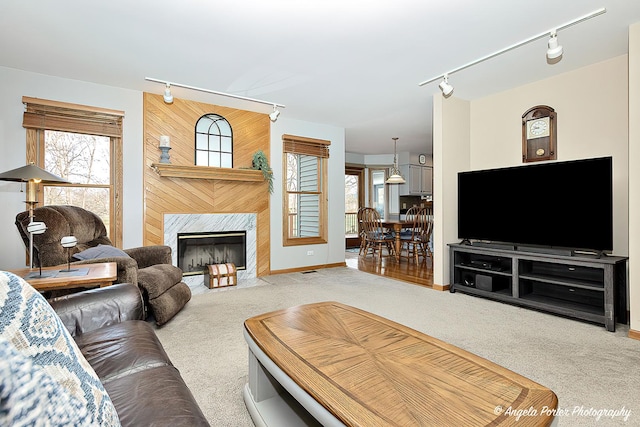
399, 165, 432, 195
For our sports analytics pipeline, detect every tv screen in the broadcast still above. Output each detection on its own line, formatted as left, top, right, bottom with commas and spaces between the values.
457, 157, 613, 252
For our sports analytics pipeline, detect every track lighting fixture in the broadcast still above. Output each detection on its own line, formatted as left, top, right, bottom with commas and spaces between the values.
269, 105, 281, 122
546, 31, 563, 60
163, 83, 173, 104
386, 137, 406, 184
439, 75, 454, 97
418, 7, 606, 94
146, 77, 285, 118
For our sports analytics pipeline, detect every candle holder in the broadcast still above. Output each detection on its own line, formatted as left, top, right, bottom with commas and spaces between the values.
159, 146, 172, 164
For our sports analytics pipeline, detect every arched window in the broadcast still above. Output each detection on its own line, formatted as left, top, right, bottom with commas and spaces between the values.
195, 114, 233, 167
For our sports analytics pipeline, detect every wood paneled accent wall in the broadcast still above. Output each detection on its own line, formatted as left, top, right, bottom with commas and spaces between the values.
143, 93, 271, 276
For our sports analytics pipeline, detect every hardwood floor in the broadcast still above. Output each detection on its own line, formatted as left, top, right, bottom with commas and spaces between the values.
345, 247, 434, 288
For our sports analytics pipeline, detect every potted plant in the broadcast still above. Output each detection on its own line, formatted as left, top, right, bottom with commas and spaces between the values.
251, 150, 273, 194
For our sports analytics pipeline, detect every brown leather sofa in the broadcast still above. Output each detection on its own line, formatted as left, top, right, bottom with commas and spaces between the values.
49, 283, 209, 426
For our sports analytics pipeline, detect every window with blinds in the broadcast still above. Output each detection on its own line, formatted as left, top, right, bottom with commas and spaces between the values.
283, 134, 330, 246
22, 97, 124, 246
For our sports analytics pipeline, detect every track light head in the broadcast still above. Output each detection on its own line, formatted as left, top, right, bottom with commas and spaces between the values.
269, 105, 280, 122
439, 75, 454, 97
163, 83, 173, 104
547, 31, 563, 60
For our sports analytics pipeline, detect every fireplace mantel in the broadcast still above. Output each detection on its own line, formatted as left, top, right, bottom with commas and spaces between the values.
151, 164, 264, 182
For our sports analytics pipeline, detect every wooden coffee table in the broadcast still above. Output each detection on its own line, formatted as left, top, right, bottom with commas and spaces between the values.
10, 262, 117, 292
244, 301, 557, 427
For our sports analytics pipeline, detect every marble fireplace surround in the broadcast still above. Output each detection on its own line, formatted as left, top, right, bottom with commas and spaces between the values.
164, 213, 257, 289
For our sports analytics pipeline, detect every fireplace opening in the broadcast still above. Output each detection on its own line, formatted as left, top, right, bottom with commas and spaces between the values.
177, 231, 246, 276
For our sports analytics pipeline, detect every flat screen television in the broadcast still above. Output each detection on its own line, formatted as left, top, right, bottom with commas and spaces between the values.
457, 156, 613, 253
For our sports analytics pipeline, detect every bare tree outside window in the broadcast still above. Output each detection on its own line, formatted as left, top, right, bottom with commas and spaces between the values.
345, 175, 358, 212
43, 130, 111, 230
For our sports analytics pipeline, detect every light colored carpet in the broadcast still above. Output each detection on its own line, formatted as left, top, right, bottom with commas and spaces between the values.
154, 267, 640, 426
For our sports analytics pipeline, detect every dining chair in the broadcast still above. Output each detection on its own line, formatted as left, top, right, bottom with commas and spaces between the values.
361, 207, 395, 262
400, 207, 433, 262
401, 206, 421, 239
357, 207, 369, 256
418, 209, 434, 259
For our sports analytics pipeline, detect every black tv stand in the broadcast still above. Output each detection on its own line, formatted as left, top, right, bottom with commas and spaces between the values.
449, 243, 628, 332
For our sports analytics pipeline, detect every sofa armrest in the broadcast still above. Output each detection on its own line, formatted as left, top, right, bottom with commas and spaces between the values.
48, 283, 145, 337
72, 256, 139, 286
125, 245, 172, 269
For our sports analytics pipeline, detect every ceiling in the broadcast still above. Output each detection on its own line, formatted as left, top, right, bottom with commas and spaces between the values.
1, 0, 639, 156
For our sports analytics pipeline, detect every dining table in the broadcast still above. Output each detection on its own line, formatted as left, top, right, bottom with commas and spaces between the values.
381, 217, 412, 262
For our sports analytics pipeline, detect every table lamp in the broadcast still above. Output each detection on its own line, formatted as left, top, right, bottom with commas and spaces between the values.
0, 163, 69, 270
60, 235, 78, 273
24, 220, 52, 278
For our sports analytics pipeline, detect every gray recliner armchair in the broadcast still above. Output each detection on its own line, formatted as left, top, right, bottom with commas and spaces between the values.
15, 205, 190, 325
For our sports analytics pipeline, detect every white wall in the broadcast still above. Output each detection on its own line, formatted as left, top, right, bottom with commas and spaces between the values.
345, 152, 364, 164
269, 117, 346, 271
432, 95, 470, 287
470, 55, 629, 258
0, 66, 144, 270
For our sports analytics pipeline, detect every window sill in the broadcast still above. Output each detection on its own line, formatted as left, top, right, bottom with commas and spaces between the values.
283, 236, 328, 246
151, 163, 264, 182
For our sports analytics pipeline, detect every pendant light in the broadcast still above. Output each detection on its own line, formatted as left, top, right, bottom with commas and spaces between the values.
386, 137, 406, 184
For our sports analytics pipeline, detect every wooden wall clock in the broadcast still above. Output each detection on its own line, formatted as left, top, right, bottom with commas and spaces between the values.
522, 105, 557, 163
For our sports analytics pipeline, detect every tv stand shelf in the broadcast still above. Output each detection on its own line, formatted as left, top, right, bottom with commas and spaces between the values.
449, 244, 627, 332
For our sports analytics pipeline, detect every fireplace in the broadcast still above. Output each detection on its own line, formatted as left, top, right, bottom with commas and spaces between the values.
164, 213, 257, 291
177, 231, 246, 276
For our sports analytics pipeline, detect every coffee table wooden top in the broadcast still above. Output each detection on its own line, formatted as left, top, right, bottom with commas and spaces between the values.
245, 301, 557, 427
10, 262, 117, 292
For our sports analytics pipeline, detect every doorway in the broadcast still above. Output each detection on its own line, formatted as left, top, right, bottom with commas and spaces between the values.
369, 168, 387, 219
345, 167, 364, 249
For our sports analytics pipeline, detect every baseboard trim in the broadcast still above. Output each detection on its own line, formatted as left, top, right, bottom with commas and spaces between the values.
432, 283, 450, 292
270, 262, 347, 275
629, 329, 640, 341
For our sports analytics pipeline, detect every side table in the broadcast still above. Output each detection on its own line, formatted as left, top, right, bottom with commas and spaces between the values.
9, 262, 117, 292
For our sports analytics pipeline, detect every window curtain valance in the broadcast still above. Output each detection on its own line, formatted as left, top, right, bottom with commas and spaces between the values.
22, 96, 124, 138
282, 134, 330, 158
